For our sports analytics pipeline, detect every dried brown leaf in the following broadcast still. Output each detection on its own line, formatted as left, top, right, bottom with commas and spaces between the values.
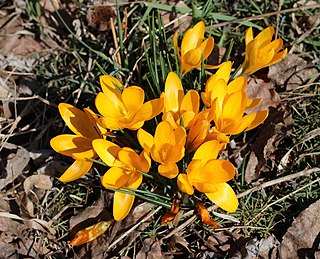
160, 1, 192, 31
169, 235, 193, 256
245, 105, 293, 183
0, 143, 30, 190
246, 78, 280, 113
278, 199, 320, 258
268, 54, 318, 91
136, 238, 162, 259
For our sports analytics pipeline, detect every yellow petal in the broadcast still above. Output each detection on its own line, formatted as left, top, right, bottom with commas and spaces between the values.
173, 31, 181, 59
83, 108, 108, 136
198, 160, 236, 185
133, 98, 163, 122
180, 89, 199, 116
222, 91, 247, 121
180, 111, 196, 129
243, 110, 269, 131
137, 128, 153, 154
215, 61, 232, 82
193, 140, 221, 163
95, 92, 124, 119
245, 27, 253, 46
58, 103, 100, 139
199, 37, 214, 59
59, 160, 93, 182
101, 167, 130, 189
113, 191, 135, 221
164, 72, 184, 113
181, 21, 205, 55
246, 98, 262, 109
92, 139, 121, 166
162, 111, 179, 129
228, 76, 247, 94
186, 120, 210, 153
122, 86, 144, 118
182, 48, 202, 66
205, 183, 238, 212
153, 121, 175, 150
177, 174, 194, 195
50, 135, 95, 160
158, 163, 179, 179
100, 75, 123, 96
139, 151, 151, 172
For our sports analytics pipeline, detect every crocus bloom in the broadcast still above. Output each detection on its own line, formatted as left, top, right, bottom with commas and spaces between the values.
50, 103, 107, 182
173, 21, 215, 76
95, 75, 163, 131
177, 140, 238, 212
241, 26, 287, 76
212, 88, 268, 136
137, 121, 186, 179
161, 72, 199, 129
92, 139, 151, 221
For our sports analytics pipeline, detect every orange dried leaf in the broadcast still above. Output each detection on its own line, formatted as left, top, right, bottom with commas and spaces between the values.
161, 199, 180, 225
196, 201, 220, 228
69, 220, 114, 246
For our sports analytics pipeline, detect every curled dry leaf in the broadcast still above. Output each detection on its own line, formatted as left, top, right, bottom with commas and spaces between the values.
277, 199, 320, 258
70, 220, 114, 246
161, 199, 180, 225
196, 201, 220, 228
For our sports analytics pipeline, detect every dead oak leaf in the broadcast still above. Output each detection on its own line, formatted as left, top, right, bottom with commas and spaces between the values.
245, 78, 280, 113
277, 199, 320, 258
268, 54, 318, 91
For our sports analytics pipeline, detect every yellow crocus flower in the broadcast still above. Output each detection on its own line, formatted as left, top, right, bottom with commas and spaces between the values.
161, 72, 199, 129
95, 75, 163, 131
241, 26, 287, 76
50, 103, 107, 182
177, 140, 238, 212
173, 21, 215, 76
137, 121, 186, 179
92, 139, 151, 221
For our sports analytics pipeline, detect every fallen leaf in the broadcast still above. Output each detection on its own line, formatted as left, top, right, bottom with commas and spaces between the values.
136, 238, 162, 259
0, 143, 30, 190
160, 1, 192, 31
169, 235, 193, 256
87, 3, 116, 31
245, 78, 280, 113
277, 199, 320, 258
245, 105, 293, 183
268, 54, 318, 91
161, 199, 180, 225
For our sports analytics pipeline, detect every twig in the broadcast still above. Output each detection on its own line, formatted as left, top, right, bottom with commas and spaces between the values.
237, 167, 320, 199
207, 4, 320, 29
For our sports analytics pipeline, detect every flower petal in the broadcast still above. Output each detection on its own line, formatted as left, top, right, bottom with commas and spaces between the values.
164, 72, 184, 113
180, 89, 199, 116
95, 92, 124, 120
134, 98, 163, 122
100, 75, 123, 97
243, 110, 269, 131
113, 191, 135, 221
177, 174, 194, 195
59, 160, 93, 182
137, 128, 153, 154
199, 37, 214, 59
158, 163, 179, 179
193, 140, 221, 163
205, 183, 238, 212
101, 167, 130, 189
58, 103, 100, 139
92, 139, 121, 166
122, 86, 144, 118
50, 135, 95, 160
181, 21, 205, 55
